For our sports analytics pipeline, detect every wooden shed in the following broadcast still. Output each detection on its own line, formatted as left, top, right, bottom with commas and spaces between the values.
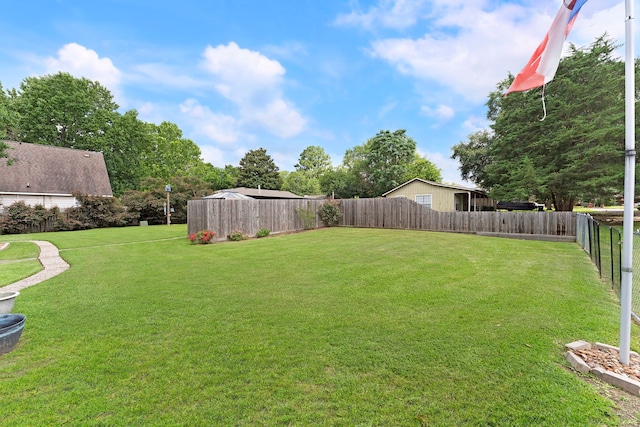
382, 178, 494, 212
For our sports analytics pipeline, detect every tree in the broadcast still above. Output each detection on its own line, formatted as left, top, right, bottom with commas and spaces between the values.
103, 109, 151, 195
404, 153, 442, 182
364, 129, 417, 197
236, 148, 282, 190
454, 36, 629, 211
319, 168, 367, 199
122, 176, 212, 225
295, 145, 332, 179
451, 130, 493, 185
141, 122, 205, 182
190, 162, 237, 191
9, 72, 151, 195
0, 82, 18, 158
281, 170, 321, 196
14, 72, 119, 150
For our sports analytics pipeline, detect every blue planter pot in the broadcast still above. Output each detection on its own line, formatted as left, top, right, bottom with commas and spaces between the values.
0, 314, 26, 354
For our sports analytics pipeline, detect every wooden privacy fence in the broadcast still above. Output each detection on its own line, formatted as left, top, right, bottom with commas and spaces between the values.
340, 198, 576, 238
188, 197, 576, 239
187, 199, 325, 238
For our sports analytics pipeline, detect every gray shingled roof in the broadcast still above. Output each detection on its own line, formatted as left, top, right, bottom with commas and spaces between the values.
220, 187, 303, 199
0, 141, 113, 196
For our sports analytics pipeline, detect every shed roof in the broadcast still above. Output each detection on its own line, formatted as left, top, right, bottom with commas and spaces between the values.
219, 187, 303, 199
203, 191, 253, 200
0, 141, 113, 196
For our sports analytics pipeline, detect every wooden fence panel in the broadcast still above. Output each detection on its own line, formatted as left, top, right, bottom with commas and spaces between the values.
187, 198, 577, 239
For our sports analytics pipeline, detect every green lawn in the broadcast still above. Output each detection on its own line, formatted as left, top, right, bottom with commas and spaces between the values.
0, 241, 43, 286
0, 225, 636, 426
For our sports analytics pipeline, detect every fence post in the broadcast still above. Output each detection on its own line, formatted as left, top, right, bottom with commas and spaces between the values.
610, 227, 615, 288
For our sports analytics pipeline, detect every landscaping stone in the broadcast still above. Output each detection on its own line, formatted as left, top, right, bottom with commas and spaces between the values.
567, 340, 640, 397
566, 351, 591, 373
592, 367, 640, 396
565, 340, 592, 352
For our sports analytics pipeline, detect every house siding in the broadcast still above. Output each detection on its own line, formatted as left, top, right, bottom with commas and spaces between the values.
0, 193, 76, 211
383, 178, 494, 212
386, 181, 460, 211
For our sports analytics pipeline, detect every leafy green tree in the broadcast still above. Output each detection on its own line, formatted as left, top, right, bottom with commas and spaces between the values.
319, 168, 366, 199
451, 130, 493, 185
236, 147, 282, 189
281, 170, 321, 196
122, 176, 212, 225
141, 122, 205, 182
454, 36, 629, 211
190, 162, 237, 191
103, 110, 151, 195
14, 72, 119, 149
295, 145, 332, 179
364, 129, 417, 196
404, 153, 442, 182
0, 82, 19, 158
8, 72, 151, 194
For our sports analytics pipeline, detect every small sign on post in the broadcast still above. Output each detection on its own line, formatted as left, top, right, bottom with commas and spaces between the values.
165, 184, 172, 226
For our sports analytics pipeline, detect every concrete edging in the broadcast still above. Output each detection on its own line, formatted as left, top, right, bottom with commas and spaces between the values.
566, 340, 640, 396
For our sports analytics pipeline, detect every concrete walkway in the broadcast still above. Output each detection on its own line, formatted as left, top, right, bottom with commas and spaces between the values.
1, 241, 70, 292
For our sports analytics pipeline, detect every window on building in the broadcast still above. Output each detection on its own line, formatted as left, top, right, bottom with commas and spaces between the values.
415, 194, 432, 208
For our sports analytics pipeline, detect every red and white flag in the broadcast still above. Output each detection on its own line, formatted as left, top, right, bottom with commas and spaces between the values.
505, 0, 589, 95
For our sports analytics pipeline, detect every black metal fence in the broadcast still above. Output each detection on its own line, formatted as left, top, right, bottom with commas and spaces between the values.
575, 213, 640, 316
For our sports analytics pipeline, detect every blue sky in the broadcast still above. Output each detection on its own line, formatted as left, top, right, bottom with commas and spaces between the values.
0, 0, 626, 185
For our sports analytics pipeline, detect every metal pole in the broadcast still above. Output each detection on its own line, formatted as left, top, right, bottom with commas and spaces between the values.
611, 227, 615, 287
620, 0, 635, 365
166, 191, 171, 226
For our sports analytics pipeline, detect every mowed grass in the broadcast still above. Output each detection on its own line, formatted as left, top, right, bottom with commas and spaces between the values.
0, 241, 43, 286
0, 225, 636, 426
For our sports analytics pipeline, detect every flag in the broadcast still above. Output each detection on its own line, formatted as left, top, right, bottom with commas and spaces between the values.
505, 0, 588, 95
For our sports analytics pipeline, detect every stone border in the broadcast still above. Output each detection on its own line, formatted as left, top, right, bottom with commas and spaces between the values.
566, 340, 640, 396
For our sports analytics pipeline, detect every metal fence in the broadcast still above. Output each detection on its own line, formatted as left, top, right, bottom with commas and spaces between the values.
576, 213, 640, 317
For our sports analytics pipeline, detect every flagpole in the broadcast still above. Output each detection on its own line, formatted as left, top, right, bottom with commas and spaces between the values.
620, 0, 635, 365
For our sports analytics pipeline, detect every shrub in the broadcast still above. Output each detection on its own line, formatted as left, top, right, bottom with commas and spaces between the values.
188, 230, 216, 244
228, 229, 248, 241
256, 228, 271, 238
296, 203, 316, 230
317, 201, 342, 227
0, 202, 67, 234
65, 193, 135, 230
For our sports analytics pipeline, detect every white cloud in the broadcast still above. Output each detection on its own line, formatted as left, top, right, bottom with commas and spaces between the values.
369, 2, 547, 102
244, 99, 306, 138
344, 1, 625, 103
461, 115, 489, 134
421, 149, 472, 187
421, 104, 454, 120
132, 63, 210, 91
199, 143, 250, 169
201, 42, 307, 138
571, 3, 625, 51
179, 98, 241, 145
43, 43, 123, 100
335, 0, 429, 30
199, 145, 227, 168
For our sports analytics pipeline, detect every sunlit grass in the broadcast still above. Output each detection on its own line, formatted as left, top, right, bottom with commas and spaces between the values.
0, 225, 634, 426
0, 241, 43, 286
